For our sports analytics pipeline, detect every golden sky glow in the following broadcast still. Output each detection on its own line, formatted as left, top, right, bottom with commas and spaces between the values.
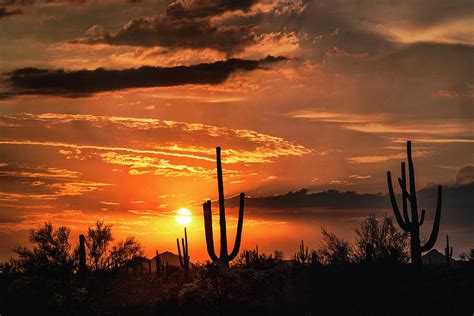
0, 0, 472, 261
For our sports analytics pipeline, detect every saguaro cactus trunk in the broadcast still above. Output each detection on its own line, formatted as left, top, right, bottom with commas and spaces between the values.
155, 250, 161, 278
177, 227, 190, 279
445, 235, 453, 268
79, 234, 87, 281
387, 141, 442, 269
203, 147, 245, 266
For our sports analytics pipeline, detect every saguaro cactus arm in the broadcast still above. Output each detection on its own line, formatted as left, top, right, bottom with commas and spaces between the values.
228, 192, 245, 261
177, 238, 183, 267
387, 171, 409, 231
419, 209, 426, 226
203, 200, 219, 262
184, 227, 189, 264
397, 162, 411, 225
420, 185, 442, 252
406, 141, 421, 226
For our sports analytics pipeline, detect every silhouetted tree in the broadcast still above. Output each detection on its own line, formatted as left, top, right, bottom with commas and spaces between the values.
459, 248, 474, 262
318, 228, 353, 265
273, 249, 284, 261
354, 214, 409, 264
85, 220, 112, 271
10, 222, 75, 274
109, 236, 144, 268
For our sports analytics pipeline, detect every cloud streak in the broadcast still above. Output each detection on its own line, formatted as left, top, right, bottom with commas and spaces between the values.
0, 112, 311, 164
3, 56, 286, 98
0, 163, 110, 202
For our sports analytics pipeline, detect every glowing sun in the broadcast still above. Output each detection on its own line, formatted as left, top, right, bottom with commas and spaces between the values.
176, 208, 192, 225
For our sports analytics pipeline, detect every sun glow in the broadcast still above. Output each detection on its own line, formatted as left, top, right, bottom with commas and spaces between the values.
176, 208, 192, 225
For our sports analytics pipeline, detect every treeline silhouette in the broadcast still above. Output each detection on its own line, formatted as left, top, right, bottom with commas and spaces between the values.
0, 142, 472, 316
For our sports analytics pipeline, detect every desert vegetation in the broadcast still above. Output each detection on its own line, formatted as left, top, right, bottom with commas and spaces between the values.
0, 144, 472, 315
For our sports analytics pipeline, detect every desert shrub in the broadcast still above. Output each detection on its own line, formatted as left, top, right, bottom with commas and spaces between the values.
318, 228, 353, 265
354, 214, 409, 263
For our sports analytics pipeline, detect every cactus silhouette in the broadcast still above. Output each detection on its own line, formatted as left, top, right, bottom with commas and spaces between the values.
155, 250, 161, 278
177, 227, 190, 279
311, 250, 318, 266
203, 147, 245, 266
297, 240, 309, 263
245, 250, 251, 268
79, 234, 87, 281
387, 141, 442, 268
445, 235, 453, 268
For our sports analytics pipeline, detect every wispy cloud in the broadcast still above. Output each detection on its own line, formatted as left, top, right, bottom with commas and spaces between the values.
286, 109, 385, 123
0, 163, 110, 201
0, 113, 312, 164
347, 150, 428, 164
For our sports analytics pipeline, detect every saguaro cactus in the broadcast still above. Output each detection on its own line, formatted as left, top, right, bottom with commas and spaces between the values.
387, 141, 442, 268
445, 235, 453, 268
203, 147, 245, 266
177, 227, 190, 279
311, 250, 319, 266
155, 250, 161, 277
245, 250, 251, 268
297, 240, 309, 263
79, 234, 87, 280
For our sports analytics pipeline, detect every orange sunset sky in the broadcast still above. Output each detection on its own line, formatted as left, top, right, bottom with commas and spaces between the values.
0, 0, 473, 262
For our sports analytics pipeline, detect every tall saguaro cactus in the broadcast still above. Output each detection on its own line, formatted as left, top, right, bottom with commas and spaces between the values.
203, 147, 245, 266
387, 141, 442, 268
445, 235, 453, 268
177, 227, 190, 278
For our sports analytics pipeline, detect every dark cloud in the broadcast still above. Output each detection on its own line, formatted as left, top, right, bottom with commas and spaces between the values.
71, 0, 258, 53
3, 56, 286, 97
0, 6, 22, 17
84, 18, 256, 53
